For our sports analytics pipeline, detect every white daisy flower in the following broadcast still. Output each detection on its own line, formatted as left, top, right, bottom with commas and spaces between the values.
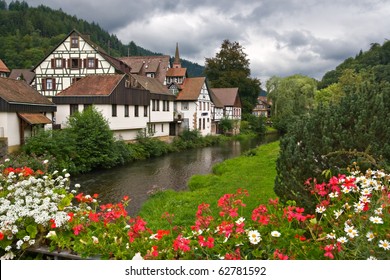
379, 240, 390, 251
248, 230, 261, 245
271, 231, 281, 237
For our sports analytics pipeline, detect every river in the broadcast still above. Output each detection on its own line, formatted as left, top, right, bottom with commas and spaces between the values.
73, 133, 279, 215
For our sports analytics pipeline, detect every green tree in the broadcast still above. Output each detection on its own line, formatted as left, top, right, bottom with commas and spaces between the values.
66, 106, 121, 173
204, 40, 261, 114
219, 117, 233, 135
267, 74, 317, 133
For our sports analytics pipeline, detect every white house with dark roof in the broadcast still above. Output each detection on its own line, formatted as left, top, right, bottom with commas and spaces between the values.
0, 77, 56, 152
33, 29, 130, 97
52, 74, 175, 141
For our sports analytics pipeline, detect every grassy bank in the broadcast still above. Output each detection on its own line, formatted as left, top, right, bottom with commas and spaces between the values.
138, 140, 280, 230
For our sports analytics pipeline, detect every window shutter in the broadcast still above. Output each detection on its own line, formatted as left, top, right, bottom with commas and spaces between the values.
83, 59, 87, 68
52, 78, 56, 90
95, 58, 98, 69
51, 59, 55, 68
62, 59, 66, 68
42, 78, 46, 91
79, 59, 82, 69
67, 59, 71, 68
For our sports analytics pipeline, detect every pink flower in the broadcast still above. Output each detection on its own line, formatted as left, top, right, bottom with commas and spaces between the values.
173, 235, 190, 252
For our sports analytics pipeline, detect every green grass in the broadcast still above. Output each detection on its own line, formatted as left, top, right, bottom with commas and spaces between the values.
138, 141, 280, 230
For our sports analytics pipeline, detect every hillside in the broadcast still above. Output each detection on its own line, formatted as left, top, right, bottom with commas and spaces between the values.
319, 40, 390, 88
0, 0, 204, 77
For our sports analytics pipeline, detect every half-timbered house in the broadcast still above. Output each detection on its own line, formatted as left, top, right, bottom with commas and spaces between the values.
52, 74, 154, 142
0, 77, 56, 152
210, 88, 242, 134
33, 29, 130, 97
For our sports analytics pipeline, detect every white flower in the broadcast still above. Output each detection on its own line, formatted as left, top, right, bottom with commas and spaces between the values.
43, 159, 49, 164
337, 237, 348, 244
4, 158, 10, 162
366, 231, 375, 242
374, 207, 383, 215
248, 230, 261, 245
379, 240, 390, 250
74, 183, 81, 188
235, 217, 245, 225
333, 209, 343, 219
367, 256, 377, 260
92, 236, 99, 244
271, 231, 281, 237
346, 228, 359, 239
0, 252, 15, 260
326, 232, 336, 239
329, 192, 339, 198
132, 252, 144, 260
369, 216, 383, 224
315, 206, 326, 214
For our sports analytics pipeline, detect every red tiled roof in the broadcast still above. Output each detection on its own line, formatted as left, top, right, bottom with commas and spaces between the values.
176, 77, 206, 101
56, 75, 124, 96
0, 59, 10, 73
211, 88, 240, 107
0, 77, 53, 105
18, 113, 52, 124
166, 67, 187, 77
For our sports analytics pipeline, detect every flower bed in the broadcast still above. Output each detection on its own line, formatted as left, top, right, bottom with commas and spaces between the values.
0, 160, 389, 260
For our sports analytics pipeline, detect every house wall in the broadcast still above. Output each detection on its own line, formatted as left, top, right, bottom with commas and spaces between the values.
0, 112, 19, 150
34, 35, 117, 96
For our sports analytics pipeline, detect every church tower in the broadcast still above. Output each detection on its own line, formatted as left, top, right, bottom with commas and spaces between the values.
173, 42, 181, 68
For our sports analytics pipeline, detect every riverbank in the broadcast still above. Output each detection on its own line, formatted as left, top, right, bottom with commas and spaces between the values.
138, 140, 280, 230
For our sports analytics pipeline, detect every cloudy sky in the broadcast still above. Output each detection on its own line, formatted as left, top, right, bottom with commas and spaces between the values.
25, 0, 390, 85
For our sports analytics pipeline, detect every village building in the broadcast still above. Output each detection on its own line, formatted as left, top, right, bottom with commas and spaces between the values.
253, 95, 271, 118
32, 29, 131, 97
0, 77, 56, 153
210, 88, 242, 134
165, 44, 213, 136
9, 69, 36, 85
52, 73, 175, 142
0, 59, 10, 78
118, 55, 170, 85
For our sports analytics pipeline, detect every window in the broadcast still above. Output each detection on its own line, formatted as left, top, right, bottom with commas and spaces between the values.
134, 105, 139, 117
152, 100, 156, 111
70, 104, 79, 115
161, 124, 164, 132
71, 35, 79, 48
181, 102, 189, 110
146, 73, 155, 78
203, 118, 206, 130
86, 58, 98, 69
112, 104, 117, 117
124, 105, 129, 117
70, 58, 81, 69
144, 105, 148, 117
167, 101, 170, 111
42, 78, 56, 91
51, 58, 65, 69
163, 100, 166, 111
156, 100, 160, 111
198, 118, 202, 130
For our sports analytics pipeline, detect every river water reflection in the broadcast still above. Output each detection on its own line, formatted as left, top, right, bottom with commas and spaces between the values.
74, 134, 278, 215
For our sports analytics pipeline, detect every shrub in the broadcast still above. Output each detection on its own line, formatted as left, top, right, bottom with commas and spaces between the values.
1, 164, 388, 260
274, 77, 390, 211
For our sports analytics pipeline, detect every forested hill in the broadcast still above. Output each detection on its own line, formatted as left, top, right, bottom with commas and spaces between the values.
319, 40, 390, 88
0, 0, 204, 77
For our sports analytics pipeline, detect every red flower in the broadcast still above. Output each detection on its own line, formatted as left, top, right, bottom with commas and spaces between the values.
50, 219, 57, 229
89, 211, 100, 222
273, 249, 289, 260
72, 224, 83, 235
155, 229, 170, 240
67, 212, 74, 222
151, 246, 159, 257
198, 236, 215, 248
173, 235, 190, 252
0, 231, 4, 241
225, 248, 241, 260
